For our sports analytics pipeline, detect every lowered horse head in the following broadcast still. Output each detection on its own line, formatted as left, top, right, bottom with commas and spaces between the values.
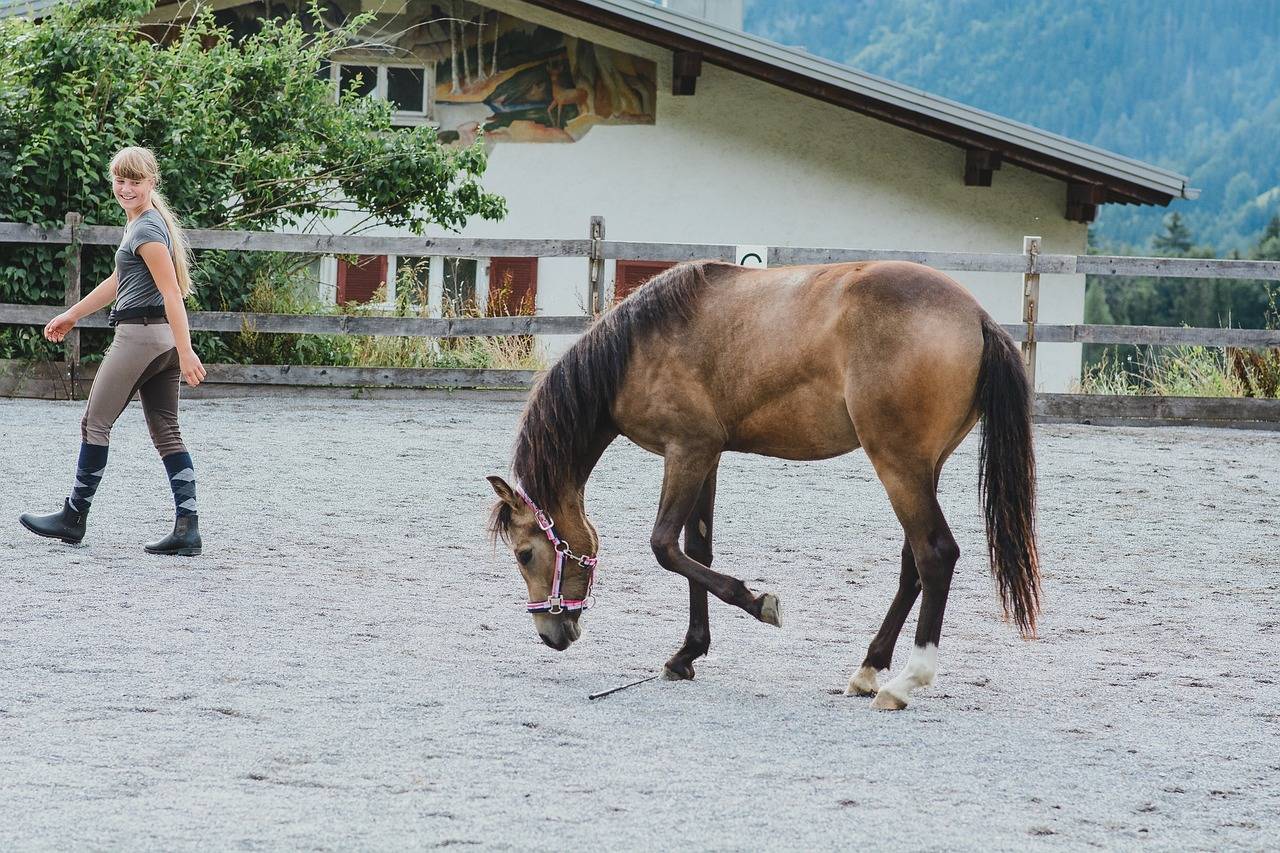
486, 286, 644, 651
488, 475, 600, 651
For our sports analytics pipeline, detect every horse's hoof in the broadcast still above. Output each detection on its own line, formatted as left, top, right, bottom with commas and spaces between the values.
757, 593, 782, 627
845, 666, 879, 697
662, 663, 694, 681
870, 686, 908, 711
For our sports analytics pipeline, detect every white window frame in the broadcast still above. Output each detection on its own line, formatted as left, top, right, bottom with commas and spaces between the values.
330, 61, 435, 126
359, 256, 467, 319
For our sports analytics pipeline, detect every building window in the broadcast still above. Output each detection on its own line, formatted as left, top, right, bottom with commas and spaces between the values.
394, 256, 430, 307
386, 67, 427, 113
339, 63, 378, 99
329, 61, 434, 124
488, 257, 538, 316
336, 255, 388, 305
442, 257, 478, 315
614, 260, 676, 302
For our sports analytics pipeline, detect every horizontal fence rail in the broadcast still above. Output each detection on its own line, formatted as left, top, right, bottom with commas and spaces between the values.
0, 359, 536, 396
0, 223, 592, 259
7, 306, 1280, 347
0, 303, 590, 338
999, 323, 1280, 347
4, 221, 1280, 280
1037, 393, 1280, 431
206, 364, 538, 389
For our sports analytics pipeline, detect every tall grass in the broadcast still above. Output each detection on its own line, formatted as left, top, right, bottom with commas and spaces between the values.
1079, 290, 1280, 398
343, 260, 543, 370
1078, 345, 1280, 398
199, 261, 545, 371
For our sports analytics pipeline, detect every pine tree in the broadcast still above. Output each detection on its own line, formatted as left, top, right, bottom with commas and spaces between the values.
1083, 280, 1114, 324
1256, 214, 1280, 261
1153, 212, 1194, 256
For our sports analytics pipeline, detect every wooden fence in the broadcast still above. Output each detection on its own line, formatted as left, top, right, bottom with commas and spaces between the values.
3, 215, 1280, 428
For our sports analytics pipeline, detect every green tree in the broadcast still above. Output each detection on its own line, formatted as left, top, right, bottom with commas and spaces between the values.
1152, 212, 1194, 256
1249, 213, 1280, 329
0, 0, 507, 359
1083, 279, 1114, 325
1256, 214, 1280, 261
746, 0, 1280, 254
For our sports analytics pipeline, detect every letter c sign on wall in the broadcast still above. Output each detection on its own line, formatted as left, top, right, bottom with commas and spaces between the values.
736, 245, 768, 268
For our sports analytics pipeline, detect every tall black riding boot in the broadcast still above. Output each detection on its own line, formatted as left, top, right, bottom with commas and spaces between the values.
20, 499, 88, 544
144, 514, 202, 557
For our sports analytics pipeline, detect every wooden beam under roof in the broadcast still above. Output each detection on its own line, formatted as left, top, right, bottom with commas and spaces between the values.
1066, 182, 1107, 223
964, 148, 1003, 187
672, 50, 703, 95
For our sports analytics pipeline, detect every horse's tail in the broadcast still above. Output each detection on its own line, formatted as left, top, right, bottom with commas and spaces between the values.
976, 314, 1041, 638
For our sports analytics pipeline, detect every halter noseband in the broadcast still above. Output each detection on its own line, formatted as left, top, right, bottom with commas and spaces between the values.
513, 484, 598, 615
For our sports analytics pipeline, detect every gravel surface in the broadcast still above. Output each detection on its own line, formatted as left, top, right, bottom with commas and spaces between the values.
1, 396, 1278, 851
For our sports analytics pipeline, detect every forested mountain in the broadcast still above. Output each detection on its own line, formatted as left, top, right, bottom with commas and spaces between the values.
743, 0, 1280, 255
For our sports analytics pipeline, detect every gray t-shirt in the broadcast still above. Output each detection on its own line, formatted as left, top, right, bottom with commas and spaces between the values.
114, 209, 172, 312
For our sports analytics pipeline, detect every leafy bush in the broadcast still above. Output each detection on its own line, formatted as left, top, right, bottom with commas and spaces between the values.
0, 0, 505, 357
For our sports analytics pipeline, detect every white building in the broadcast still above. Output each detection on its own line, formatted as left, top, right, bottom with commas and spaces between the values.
14, 0, 1198, 391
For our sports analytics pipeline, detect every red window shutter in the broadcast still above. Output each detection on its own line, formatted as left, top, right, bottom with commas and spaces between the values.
488, 257, 538, 316
337, 255, 388, 304
614, 260, 676, 302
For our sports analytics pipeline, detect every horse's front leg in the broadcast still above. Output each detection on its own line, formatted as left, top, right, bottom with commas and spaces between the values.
664, 462, 718, 680
650, 448, 781, 632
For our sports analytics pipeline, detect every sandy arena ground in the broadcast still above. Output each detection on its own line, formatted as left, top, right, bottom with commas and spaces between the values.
1, 395, 1277, 851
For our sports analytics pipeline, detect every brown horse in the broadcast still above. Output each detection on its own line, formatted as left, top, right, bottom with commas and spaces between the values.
488, 260, 1039, 710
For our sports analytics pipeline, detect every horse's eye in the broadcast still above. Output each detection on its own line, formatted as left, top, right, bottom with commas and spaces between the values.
517, 549, 534, 565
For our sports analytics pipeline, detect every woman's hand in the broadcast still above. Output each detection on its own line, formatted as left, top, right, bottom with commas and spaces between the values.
43, 312, 77, 342
179, 347, 207, 387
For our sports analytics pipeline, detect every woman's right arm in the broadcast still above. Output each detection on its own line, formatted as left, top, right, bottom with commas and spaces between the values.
44, 273, 118, 342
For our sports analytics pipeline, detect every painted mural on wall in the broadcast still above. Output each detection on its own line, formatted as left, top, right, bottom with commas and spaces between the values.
424, 2, 656, 144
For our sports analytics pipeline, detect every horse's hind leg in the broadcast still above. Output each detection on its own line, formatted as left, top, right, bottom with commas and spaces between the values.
663, 463, 718, 681
863, 457, 960, 711
846, 536, 919, 696
848, 463, 950, 696
650, 447, 780, 628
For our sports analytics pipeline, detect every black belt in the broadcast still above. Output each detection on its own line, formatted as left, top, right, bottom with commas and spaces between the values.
108, 305, 167, 327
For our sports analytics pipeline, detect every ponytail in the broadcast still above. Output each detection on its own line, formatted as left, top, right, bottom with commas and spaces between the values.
149, 190, 193, 297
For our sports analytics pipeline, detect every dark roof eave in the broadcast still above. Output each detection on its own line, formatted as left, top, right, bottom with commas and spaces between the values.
521, 0, 1187, 208
730, 53, 1180, 208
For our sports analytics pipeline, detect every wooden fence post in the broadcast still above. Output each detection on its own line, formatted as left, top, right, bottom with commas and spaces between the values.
1021, 235, 1040, 389
588, 215, 605, 316
64, 212, 82, 400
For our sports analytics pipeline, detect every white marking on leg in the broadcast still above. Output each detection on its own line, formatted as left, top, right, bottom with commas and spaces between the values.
874, 643, 938, 709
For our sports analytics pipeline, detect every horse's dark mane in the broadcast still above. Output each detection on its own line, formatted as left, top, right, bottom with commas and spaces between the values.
490, 262, 723, 536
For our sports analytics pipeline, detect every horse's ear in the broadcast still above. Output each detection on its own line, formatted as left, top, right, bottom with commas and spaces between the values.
487, 475, 520, 508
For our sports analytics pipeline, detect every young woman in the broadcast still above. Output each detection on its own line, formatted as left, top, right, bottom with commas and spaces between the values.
20, 146, 207, 556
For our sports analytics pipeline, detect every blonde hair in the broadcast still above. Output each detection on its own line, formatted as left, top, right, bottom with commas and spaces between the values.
109, 146, 194, 297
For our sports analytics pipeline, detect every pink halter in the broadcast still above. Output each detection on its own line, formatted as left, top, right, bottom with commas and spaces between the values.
514, 484, 598, 615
